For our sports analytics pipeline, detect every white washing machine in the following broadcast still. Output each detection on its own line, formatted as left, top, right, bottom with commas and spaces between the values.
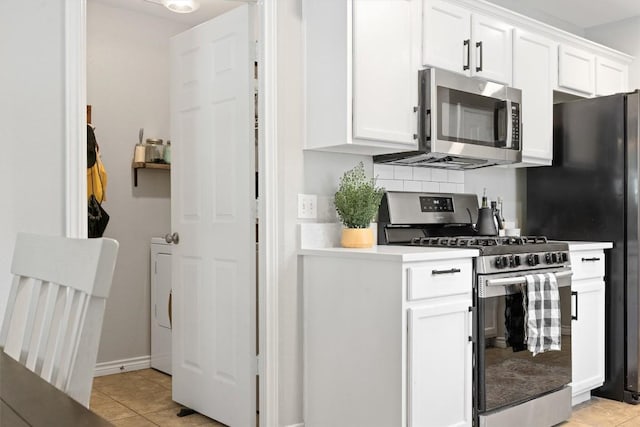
151, 237, 172, 375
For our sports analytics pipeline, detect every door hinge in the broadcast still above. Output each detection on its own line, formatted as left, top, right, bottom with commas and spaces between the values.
255, 354, 262, 376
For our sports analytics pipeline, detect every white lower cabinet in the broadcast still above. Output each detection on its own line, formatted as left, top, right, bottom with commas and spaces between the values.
570, 248, 606, 405
302, 252, 474, 427
151, 238, 172, 375
408, 299, 472, 427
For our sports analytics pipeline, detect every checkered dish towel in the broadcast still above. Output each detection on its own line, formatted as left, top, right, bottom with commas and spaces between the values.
523, 273, 561, 356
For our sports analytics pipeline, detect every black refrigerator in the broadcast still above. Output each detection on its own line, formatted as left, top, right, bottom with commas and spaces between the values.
527, 91, 640, 403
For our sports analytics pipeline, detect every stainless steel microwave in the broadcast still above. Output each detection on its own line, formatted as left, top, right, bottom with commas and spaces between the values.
374, 68, 522, 169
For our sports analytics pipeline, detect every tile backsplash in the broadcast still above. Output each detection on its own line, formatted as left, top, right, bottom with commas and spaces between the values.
374, 164, 465, 194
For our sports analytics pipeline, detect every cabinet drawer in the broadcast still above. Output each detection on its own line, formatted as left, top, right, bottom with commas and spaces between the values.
570, 250, 605, 280
407, 259, 472, 301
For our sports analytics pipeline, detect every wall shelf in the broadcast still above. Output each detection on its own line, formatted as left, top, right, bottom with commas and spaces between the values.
132, 162, 170, 186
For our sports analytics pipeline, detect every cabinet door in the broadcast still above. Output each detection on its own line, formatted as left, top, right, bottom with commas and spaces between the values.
595, 56, 629, 96
353, 0, 421, 146
423, 0, 471, 75
513, 29, 557, 166
471, 14, 512, 84
408, 299, 472, 427
572, 279, 605, 402
558, 45, 595, 95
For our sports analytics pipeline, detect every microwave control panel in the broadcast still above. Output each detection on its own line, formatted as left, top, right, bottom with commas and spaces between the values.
511, 103, 520, 149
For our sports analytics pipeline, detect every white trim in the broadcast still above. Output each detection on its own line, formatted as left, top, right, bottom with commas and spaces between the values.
64, 0, 87, 239
258, 0, 279, 426
94, 355, 151, 377
284, 424, 304, 427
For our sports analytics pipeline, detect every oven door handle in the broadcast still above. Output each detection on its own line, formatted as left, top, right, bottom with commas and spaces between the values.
485, 270, 572, 287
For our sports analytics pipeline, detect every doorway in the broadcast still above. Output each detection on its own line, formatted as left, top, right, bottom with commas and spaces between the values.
76, 0, 276, 425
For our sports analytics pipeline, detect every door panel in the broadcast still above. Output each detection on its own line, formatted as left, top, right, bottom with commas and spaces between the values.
471, 14, 512, 84
170, 5, 256, 426
423, 0, 471, 74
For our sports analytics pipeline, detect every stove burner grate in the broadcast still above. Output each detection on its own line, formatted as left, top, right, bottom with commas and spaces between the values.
410, 235, 549, 248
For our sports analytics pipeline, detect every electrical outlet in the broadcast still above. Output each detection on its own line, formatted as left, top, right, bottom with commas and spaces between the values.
298, 194, 317, 219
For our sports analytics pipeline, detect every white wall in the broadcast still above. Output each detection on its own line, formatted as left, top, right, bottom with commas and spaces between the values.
87, 1, 188, 363
484, 0, 586, 36
585, 16, 640, 91
0, 1, 67, 318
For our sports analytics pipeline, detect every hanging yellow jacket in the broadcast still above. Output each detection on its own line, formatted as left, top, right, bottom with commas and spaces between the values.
88, 155, 108, 203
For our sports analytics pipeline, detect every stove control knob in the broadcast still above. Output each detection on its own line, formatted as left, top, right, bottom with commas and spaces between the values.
551, 253, 559, 263
509, 256, 516, 267
534, 254, 540, 265
545, 253, 552, 263
502, 256, 510, 268
514, 255, 521, 266
495, 257, 504, 269
561, 252, 569, 263
527, 254, 535, 266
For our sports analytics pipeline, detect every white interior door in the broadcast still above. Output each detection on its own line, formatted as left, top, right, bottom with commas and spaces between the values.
170, 5, 256, 426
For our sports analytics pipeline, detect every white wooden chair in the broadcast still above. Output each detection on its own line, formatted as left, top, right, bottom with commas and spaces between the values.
0, 233, 118, 407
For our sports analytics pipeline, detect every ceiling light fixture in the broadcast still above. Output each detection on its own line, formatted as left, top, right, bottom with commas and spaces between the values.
162, 0, 200, 14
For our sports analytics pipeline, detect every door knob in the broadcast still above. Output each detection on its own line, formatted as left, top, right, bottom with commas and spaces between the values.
165, 232, 180, 244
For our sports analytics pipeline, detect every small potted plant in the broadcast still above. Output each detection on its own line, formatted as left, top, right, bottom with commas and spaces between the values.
334, 162, 385, 248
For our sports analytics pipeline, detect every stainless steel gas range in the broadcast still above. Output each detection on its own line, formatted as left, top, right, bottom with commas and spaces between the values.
378, 191, 573, 427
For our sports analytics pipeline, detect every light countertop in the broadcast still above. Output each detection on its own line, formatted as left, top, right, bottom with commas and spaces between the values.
299, 245, 479, 262
563, 241, 613, 251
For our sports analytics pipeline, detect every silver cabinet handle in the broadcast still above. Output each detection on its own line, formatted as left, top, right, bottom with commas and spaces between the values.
165, 232, 180, 244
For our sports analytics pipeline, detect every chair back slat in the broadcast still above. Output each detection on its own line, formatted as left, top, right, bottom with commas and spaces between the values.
56, 291, 88, 390
1, 233, 118, 407
2, 277, 35, 360
0, 276, 21, 347
25, 282, 57, 372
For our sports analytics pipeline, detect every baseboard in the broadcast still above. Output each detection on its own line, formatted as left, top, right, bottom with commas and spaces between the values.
94, 355, 151, 377
284, 424, 304, 427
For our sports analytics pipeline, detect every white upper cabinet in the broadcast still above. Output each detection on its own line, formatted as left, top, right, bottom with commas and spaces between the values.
558, 44, 596, 96
595, 56, 629, 96
471, 14, 513, 84
423, 0, 512, 85
304, 0, 421, 155
422, 0, 471, 73
352, 0, 421, 145
513, 29, 557, 166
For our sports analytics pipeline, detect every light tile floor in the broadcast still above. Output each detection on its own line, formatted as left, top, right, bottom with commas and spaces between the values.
90, 369, 225, 426
92, 369, 640, 427
564, 397, 640, 427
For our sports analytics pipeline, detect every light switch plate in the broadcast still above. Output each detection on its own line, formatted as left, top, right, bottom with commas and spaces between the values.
298, 194, 317, 219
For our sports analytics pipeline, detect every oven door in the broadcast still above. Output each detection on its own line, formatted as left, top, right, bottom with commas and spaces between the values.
476, 268, 573, 414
